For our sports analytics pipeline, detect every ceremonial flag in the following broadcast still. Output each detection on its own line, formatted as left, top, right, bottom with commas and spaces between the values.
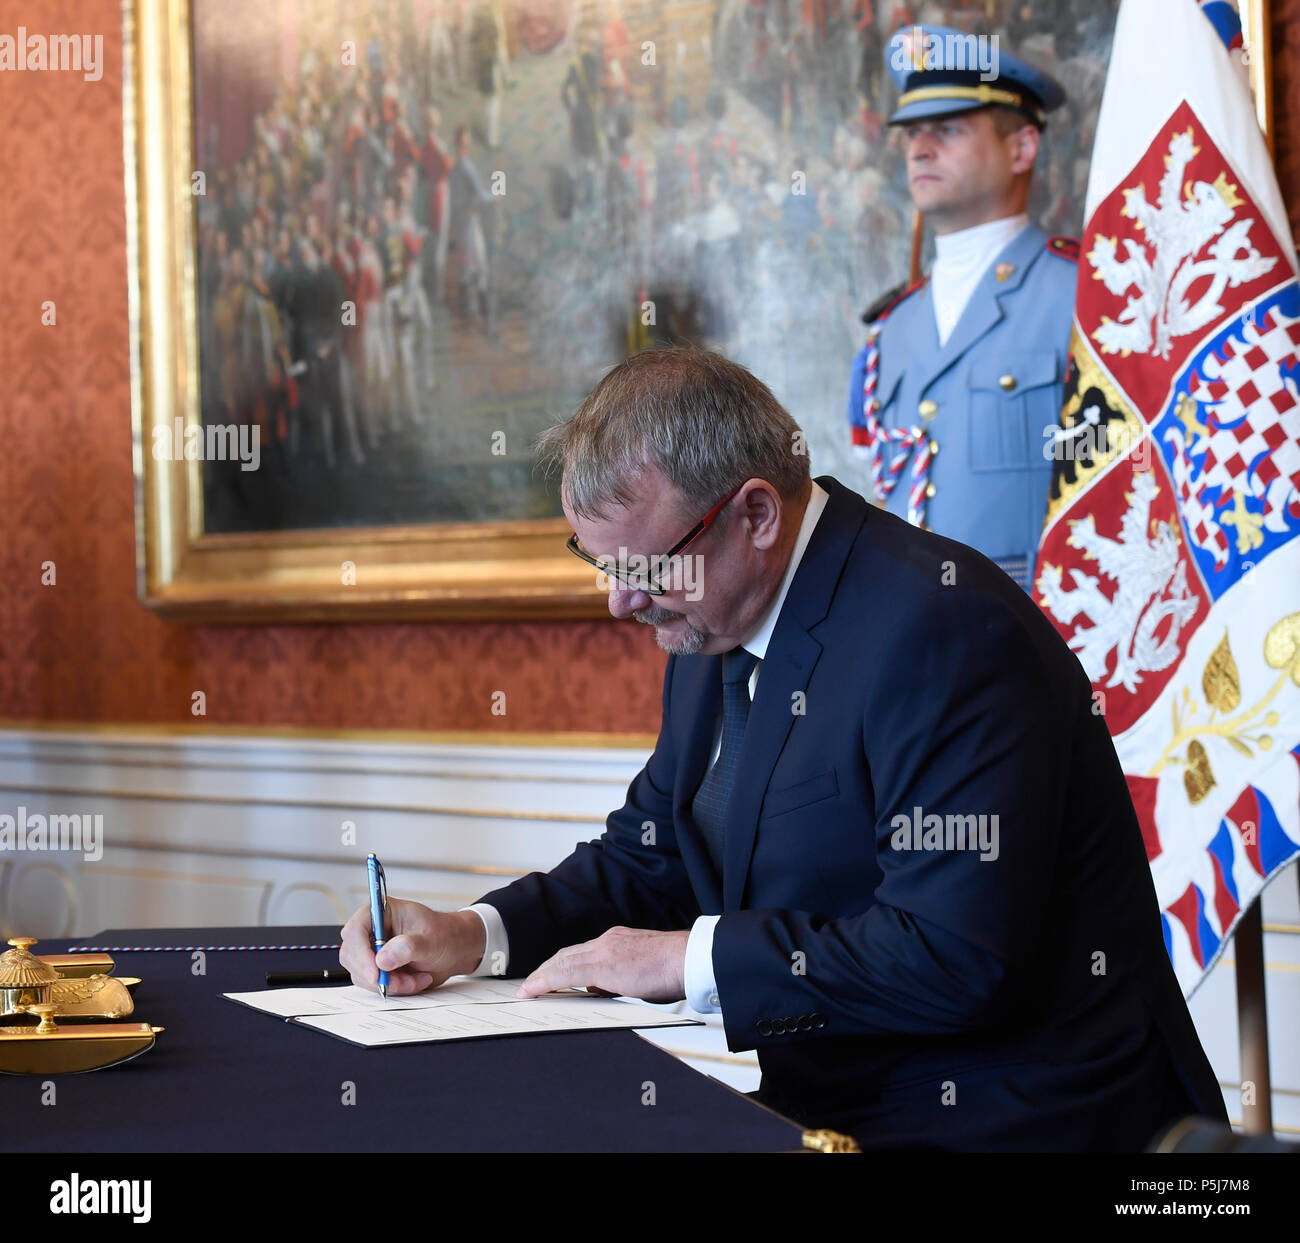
1033, 0, 1300, 995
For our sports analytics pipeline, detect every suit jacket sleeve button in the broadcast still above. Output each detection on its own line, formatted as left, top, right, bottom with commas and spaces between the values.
798, 1016, 813, 1031
756, 1019, 773, 1037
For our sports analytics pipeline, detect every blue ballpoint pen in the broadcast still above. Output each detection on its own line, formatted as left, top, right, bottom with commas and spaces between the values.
367, 853, 389, 999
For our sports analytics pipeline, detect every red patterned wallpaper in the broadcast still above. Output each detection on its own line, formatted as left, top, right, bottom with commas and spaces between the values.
0, 0, 665, 736
0, 2, 1296, 737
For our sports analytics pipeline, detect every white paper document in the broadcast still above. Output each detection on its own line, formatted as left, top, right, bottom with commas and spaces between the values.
296, 995, 701, 1048
223, 977, 702, 1047
224, 977, 531, 1018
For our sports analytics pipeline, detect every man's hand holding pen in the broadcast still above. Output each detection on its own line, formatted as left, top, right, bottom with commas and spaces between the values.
339, 898, 486, 996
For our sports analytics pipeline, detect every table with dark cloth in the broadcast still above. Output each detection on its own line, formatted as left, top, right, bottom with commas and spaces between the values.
0, 926, 803, 1154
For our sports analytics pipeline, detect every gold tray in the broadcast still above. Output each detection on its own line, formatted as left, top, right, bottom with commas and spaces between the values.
0, 1013, 163, 1075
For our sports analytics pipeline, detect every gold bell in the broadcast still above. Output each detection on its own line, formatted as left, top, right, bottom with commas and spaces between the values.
925, 483, 937, 498
929, 440, 939, 456
999, 375, 1017, 391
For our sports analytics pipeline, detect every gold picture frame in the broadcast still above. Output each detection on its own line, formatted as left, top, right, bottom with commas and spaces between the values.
124, 0, 605, 622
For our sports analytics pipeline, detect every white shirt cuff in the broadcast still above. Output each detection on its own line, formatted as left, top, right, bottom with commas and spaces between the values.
684, 914, 723, 1012
461, 903, 510, 976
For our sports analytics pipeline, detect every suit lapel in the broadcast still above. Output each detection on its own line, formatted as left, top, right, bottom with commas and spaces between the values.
722, 478, 869, 909
912, 223, 1046, 397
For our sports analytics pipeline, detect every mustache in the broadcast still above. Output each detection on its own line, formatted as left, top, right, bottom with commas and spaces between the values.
633, 605, 684, 626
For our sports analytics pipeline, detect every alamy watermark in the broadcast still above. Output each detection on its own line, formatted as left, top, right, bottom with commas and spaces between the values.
890, 806, 1000, 862
0, 808, 102, 862
889, 26, 1000, 84
0, 28, 103, 82
1043, 407, 1152, 468
49, 1175, 150, 1224
152, 418, 260, 471
594, 551, 704, 602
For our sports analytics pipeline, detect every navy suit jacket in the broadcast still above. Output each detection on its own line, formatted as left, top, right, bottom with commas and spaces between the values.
479, 476, 1227, 1150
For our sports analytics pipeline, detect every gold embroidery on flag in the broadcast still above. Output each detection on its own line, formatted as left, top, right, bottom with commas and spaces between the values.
1150, 614, 1300, 785
1220, 491, 1266, 555
1183, 739, 1216, 804
1203, 633, 1241, 713
1263, 613, 1300, 684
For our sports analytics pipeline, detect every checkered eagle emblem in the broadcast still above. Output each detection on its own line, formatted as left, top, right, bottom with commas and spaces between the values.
1167, 305, 1300, 567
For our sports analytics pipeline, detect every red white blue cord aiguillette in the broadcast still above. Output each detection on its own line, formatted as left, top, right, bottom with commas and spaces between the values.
857, 307, 934, 529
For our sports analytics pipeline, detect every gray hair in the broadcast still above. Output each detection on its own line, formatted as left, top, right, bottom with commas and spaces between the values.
535, 346, 810, 521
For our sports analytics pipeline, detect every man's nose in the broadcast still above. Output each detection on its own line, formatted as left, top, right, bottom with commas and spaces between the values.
608, 584, 651, 619
908, 132, 935, 160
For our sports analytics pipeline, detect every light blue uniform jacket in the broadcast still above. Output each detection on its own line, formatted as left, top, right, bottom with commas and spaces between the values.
846, 222, 1077, 587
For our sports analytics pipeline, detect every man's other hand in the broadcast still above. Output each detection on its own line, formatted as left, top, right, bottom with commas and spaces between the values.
339, 898, 486, 995
515, 927, 690, 1003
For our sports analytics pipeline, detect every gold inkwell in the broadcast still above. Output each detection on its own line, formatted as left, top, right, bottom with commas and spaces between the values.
0, 937, 161, 1074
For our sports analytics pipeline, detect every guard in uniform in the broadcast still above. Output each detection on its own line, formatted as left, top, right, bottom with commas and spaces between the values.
846, 25, 1078, 589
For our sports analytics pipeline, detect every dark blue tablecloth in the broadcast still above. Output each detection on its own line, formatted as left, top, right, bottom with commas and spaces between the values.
1, 927, 803, 1153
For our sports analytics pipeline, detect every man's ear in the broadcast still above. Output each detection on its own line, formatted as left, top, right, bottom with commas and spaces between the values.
1009, 124, 1040, 176
737, 480, 783, 551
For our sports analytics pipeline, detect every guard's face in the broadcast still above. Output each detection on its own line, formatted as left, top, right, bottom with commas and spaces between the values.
903, 110, 1029, 225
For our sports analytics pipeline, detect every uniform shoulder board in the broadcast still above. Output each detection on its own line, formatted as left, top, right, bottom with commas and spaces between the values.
860, 277, 927, 325
1046, 235, 1080, 263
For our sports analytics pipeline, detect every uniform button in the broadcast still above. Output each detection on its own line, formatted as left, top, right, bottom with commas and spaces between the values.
918, 399, 938, 420
772, 1019, 787, 1035
756, 1019, 773, 1037
999, 374, 1017, 391
812, 1013, 826, 1028
925, 483, 936, 498
929, 440, 939, 456
708, 993, 720, 1008
798, 1016, 813, 1031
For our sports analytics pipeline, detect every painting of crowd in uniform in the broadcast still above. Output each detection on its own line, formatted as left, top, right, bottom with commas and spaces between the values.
193, 0, 1118, 533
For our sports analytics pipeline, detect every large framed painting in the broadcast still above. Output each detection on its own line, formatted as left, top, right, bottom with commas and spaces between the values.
127, 0, 1274, 620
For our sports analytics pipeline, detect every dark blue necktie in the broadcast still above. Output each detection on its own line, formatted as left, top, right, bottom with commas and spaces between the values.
692, 647, 760, 877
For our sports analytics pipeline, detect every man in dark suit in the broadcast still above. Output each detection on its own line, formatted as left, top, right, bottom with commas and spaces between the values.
340, 347, 1227, 1151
